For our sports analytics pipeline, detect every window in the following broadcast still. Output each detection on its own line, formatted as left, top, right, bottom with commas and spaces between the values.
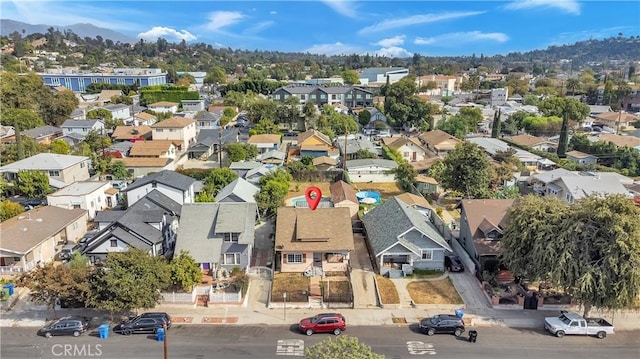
421, 250, 433, 260
80, 162, 85, 168
224, 253, 240, 265
169, 129, 176, 132
156, 129, 164, 132
110, 239, 118, 247
48, 170, 60, 177
152, 182, 157, 188
223, 233, 239, 242
287, 254, 303, 264
310, 94, 316, 99
300, 94, 306, 100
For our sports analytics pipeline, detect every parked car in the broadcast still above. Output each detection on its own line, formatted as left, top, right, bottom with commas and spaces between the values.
419, 314, 465, 337
298, 313, 346, 336
544, 312, 615, 339
138, 312, 172, 329
113, 316, 165, 335
444, 255, 464, 272
37, 316, 90, 338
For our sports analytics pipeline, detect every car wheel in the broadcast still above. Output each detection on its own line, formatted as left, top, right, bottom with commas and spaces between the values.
45, 332, 52, 338
556, 330, 565, 338
333, 328, 342, 336
596, 331, 606, 339
73, 331, 80, 337
305, 329, 313, 336
454, 328, 463, 337
123, 329, 132, 336
427, 328, 435, 336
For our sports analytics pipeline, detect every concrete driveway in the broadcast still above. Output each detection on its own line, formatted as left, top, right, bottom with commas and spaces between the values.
350, 234, 378, 308
449, 271, 490, 310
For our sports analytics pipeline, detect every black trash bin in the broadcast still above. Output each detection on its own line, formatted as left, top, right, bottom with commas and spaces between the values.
468, 330, 478, 343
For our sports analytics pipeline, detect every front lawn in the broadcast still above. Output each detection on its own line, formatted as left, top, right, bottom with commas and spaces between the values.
407, 269, 443, 279
321, 280, 351, 302
272, 273, 309, 302
407, 279, 463, 304
375, 275, 400, 304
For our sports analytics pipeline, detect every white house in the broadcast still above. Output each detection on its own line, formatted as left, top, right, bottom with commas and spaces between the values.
0, 153, 91, 189
47, 181, 117, 219
181, 99, 205, 112
151, 116, 197, 149
491, 88, 509, 106
247, 134, 282, 154
346, 159, 398, 183
102, 104, 132, 121
124, 170, 196, 206
148, 101, 179, 114
61, 119, 105, 138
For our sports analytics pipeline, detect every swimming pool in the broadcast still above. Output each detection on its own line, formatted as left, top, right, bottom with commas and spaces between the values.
356, 191, 381, 204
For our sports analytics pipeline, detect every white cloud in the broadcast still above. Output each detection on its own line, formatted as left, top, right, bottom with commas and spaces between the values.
204, 11, 245, 31
304, 42, 363, 56
321, 0, 359, 19
243, 21, 274, 35
415, 31, 509, 45
504, 0, 580, 15
359, 11, 484, 34
270, 11, 277, 15
376, 35, 405, 47
137, 27, 196, 42
375, 47, 412, 58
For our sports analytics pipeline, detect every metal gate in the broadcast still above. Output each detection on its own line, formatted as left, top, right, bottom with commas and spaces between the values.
524, 291, 538, 310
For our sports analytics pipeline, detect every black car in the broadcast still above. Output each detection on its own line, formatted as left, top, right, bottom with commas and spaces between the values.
419, 314, 465, 337
444, 255, 464, 272
139, 312, 172, 329
38, 316, 90, 338
114, 316, 165, 335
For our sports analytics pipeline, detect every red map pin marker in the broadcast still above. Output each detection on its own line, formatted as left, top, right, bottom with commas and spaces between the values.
305, 186, 322, 210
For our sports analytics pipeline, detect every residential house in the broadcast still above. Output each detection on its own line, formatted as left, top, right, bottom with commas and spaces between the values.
47, 181, 117, 219
61, 119, 105, 138
414, 174, 440, 195
0, 153, 91, 189
565, 150, 598, 165
313, 156, 337, 171
187, 128, 239, 160
415, 75, 461, 96
592, 112, 638, 132
296, 130, 335, 158
258, 150, 286, 165
467, 137, 541, 170
0, 125, 15, 142
592, 133, 640, 150
174, 202, 257, 272
393, 193, 434, 218
102, 104, 131, 121
125, 170, 196, 206
81, 190, 181, 263
247, 134, 281, 154
116, 158, 176, 179
193, 110, 221, 130
509, 134, 557, 153
362, 197, 451, 276
382, 137, 430, 162
129, 140, 178, 160
111, 125, 152, 142
275, 207, 354, 275
229, 161, 263, 179
103, 141, 133, 159
547, 174, 630, 204
458, 199, 514, 274
588, 105, 612, 116
133, 112, 157, 126
181, 99, 205, 112
337, 136, 377, 160
329, 180, 359, 219
214, 178, 259, 203
418, 130, 460, 156
147, 101, 179, 114
346, 159, 398, 182
271, 84, 373, 108
151, 116, 197, 149
20, 125, 63, 145
0, 206, 87, 273
244, 164, 276, 185
490, 88, 508, 106
410, 157, 441, 174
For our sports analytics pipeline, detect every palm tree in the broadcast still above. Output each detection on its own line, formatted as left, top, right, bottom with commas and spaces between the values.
566, 78, 580, 95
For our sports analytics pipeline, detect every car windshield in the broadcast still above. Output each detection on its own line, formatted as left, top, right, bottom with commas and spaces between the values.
559, 314, 572, 325
430, 316, 441, 324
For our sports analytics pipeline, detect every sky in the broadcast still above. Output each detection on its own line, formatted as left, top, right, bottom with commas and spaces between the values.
1, 0, 639, 57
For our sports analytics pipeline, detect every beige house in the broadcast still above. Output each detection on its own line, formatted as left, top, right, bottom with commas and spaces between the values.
129, 140, 178, 160
0, 153, 91, 189
151, 116, 197, 149
147, 101, 179, 114
329, 180, 359, 219
118, 157, 175, 178
565, 150, 598, 165
275, 207, 354, 275
509, 134, 557, 152
247, 134, 282, 154
0, 206, 88, 273
133, 112, 157, 126
382, 137, 430, 162
312, 156, 337, 171
593, 112, 638, 131
595, 133, 640, 149
418, 130, 461, 155
111, 125, 152, 141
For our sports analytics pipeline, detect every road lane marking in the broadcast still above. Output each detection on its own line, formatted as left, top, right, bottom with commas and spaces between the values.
276, 339, 304, 356
407, 341, 436, 355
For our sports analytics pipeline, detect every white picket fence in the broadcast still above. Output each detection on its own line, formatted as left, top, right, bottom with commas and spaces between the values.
210, 290, 242, 303
160, 288, 197, 303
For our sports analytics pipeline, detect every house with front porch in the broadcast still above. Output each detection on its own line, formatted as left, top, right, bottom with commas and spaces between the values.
362, 197, 451, 276
0, 206, 87, 273
275, 207, 354, 276
173, 202, 257, 273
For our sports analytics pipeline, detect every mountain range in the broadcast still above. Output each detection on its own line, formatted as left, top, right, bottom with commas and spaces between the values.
0, 19, 135, 44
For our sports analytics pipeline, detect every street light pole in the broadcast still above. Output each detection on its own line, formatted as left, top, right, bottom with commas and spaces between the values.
283, 292, 287, 321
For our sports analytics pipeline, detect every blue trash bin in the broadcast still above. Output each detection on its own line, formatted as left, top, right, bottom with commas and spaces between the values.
455, 309, 464, 319
3, 284, 14, 296
156, 328, 165, 342
98, 324, 109, 339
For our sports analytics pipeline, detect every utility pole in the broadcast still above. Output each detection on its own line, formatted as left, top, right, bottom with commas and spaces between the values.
218, 130, 223, 168
343, 122, 348, 171
616, 109, 622, 134
163, 322, 168, 359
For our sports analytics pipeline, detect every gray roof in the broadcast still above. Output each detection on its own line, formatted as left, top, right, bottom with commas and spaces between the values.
103, 104, 129, 111
229, 161, 263, 171
126, 170, 196, 193
94, 210, 125, 224
467, 137, 541, 162
362, 197, 451, 256
0, 153, 89, 172
214, 178, 259, 203
337, 137, 376, 155
21, 125, 62, 139
346, 158, 398, 170
258, 150, 286, 161
175, 203, 257, 264
190, 128, 239, 149
61, 119, 102, 128
132, 104, 147, 113
554, 175, 630, 200
194, 111, 221, 121
531, 168, 577, 184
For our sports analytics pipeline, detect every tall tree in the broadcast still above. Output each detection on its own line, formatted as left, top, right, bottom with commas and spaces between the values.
169, 251, 203, 292
305, 335, 384, 359
341, 70, 360, 85
491, 108, 501, 138
391, 162, 417, 192
49, 139, 71, 154
434, 142, 492, 198
538, 97, 589, 157
16, 170, 50, 198
255, 168, 291, 217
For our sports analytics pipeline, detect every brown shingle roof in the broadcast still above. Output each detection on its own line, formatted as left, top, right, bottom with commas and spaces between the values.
330, 180, 358, 204
275, 207, 354, 252
135, 112, 156, 121
129, 140, 175, 157
312, 156, 337, 166
151, 116, 194, 128
415, 175, 438, 184
118, 157, 172, 167
418, 130, 461, 149
394, 193, 433, 209
297, 130, 332, 145
111, 125, 152, 140
510, 134, 547, 147
594, 112, 637, 123
0, 206, 87, 254
410, 157, 440, 171
247, 134, 281, 144
565, 150, 596, 159
460, 199, 514, 255
597, 134, 640, 148
381, 137, 427, 151
149, 101, 179, 107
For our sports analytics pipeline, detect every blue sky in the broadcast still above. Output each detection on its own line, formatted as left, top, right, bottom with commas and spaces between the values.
1, 0, 639, 57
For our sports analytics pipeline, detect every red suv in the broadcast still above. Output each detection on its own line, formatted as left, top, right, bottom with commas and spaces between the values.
298, 313, 346, 336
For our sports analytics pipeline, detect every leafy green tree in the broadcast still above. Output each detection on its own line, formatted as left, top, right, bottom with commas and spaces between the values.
226, 143, 248, 162
255, 168, 291, 216
305, 335, 384, 359
355, 149, 376, 159
491, 108, 501, 138
110, 95, 133, 105
83, 130, 111, 153
104, 118, 125, 130
89, 249, 171, 318
390, 161, 417, 192
537, 97, 589, 157
16, 170, 50, 198
521, 116, 563, 136
287, 160, 314, 176
109, 160, 131, 180
0, 108, 44, 130
176, 73, 196, 87
358, 109, 371, 126
341, 70, 360, 85
501, 195, 640, 317
195, 191, 215, 202
437, 107, 483, 139
435, 142, 492, 198
0, 200, 24, 221
86, 108, 113, 120
203, 168, 238, 197
383, 76, 434, 129
170, 251, 203, 292
49, 139, 71, 154
250, 119, 280, 135
205, 66, 227, 85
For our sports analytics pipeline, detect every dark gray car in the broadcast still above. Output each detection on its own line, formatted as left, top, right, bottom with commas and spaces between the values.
419, 314, 465, 336
38, 316, 90, 338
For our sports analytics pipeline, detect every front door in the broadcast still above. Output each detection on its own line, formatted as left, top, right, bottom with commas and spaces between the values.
313, 253, 322, 266
412, 152, 417, 161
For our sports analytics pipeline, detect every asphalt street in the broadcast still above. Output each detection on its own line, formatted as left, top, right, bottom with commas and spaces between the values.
2, 325, 639, 359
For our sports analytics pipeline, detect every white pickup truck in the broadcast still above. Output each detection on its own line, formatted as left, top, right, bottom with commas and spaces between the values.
544, 312, 615, 339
